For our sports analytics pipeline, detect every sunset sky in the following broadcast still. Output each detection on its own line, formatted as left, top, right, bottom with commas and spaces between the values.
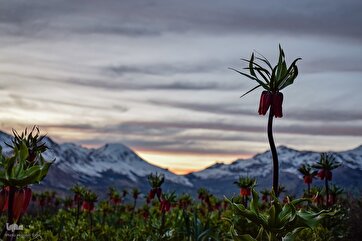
0, 0, 361, 174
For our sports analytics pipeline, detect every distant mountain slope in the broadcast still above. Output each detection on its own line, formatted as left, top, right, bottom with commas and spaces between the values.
187, 145, 362, 196
0, 131, 192, 196
1, 130, 361, 197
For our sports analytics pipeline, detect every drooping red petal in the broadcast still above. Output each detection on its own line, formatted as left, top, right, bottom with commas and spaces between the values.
13, 189, 25, 221
22, 187, 32, 214
273, 92, 283, 118
258, 91, 272, 115
0, 188, 8, 212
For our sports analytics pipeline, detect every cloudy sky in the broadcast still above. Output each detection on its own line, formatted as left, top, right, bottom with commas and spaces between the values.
0, 0, 361, 174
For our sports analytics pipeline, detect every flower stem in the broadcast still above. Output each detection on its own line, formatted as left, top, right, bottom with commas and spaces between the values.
325, 178, 329, 206
268, 104, 279, 196
75, 200, 81, 226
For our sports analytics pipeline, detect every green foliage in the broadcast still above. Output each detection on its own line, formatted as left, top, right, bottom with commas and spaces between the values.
0, 128, 53, 187
226, 189, 338, 241
312, 153, 341, 171
147, 173, 165, 188
234, 177, 256, 189
230, 45, 301, 97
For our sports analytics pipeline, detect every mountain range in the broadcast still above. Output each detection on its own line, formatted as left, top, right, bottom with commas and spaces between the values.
1, 130, 361, 198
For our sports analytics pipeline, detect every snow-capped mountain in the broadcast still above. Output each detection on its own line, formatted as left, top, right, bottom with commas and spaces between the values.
0, 131, 192, 196
187, 145, 362, 196
1, 129, 361, 197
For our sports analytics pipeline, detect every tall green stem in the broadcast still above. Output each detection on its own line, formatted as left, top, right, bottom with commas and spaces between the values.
268, 104, 279, 196
75, 200, 81, 226
307, 183, 310, 196
325, 178, 329, 206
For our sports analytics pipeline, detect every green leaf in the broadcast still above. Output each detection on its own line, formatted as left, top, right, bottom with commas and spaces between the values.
249, 53, 256, 77
229, 68, 269, 90
255, 68, 270, 83
241, 58, 271, 74
268, 205, 276, 227
278, 58, 301, 90
250, 189, 260, 216
237, 234, 258, 241
278, 203, 297, 227
232, 203, 268, 228
240, 85, 262, 98
275, 45, 285, 82
6, 156, 16, 179
254, 50, 273, 70
37, 161, 53, 182
19, 141, 29, 162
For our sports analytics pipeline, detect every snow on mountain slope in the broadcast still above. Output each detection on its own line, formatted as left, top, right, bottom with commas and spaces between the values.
192, 145, 362, 180
1, 130, 361, 192
0, 131, 193, 187
55, 142, 192, 186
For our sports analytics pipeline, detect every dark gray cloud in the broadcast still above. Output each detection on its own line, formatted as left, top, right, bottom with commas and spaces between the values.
117, 120, 362, 137
1, 0, 361, 40
149, 99, 362, 122
78, 24, 161, 37
42, 119, 362, 138
149, 100, 254, 116
107, 62, 220, 77
70, 78, 233, 91
6, 94, 129, 113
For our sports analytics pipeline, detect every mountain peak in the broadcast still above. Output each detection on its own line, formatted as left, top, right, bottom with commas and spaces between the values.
277, 145, 296, 152
95, 143, 136, 158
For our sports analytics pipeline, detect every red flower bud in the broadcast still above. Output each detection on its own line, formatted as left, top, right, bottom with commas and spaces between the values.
13, 189, 25, 221
240, 188, 251, 197
317, 170, 326, 180
272, 92, 283, 118
111, 197, 121, 205
22, 187, 32, 214
160, 200, 171, 212
148, 189, 156, 200
258, 91, 272, 115
82, 201, 94, 212
303, 175, 313, 184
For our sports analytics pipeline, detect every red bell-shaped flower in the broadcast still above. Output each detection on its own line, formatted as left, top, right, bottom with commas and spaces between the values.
148, 189, 156, 200
82, 201, 94, 212
258, 91, 272, 115
317, 170, 326, 180
0, 188, 8, 212
22, 187, 32, 214
273, 92, 283, 118
303, 175, 313, 184
240, 187, 251, 197
13, 189, 26, 221
160, 200, 171, 212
